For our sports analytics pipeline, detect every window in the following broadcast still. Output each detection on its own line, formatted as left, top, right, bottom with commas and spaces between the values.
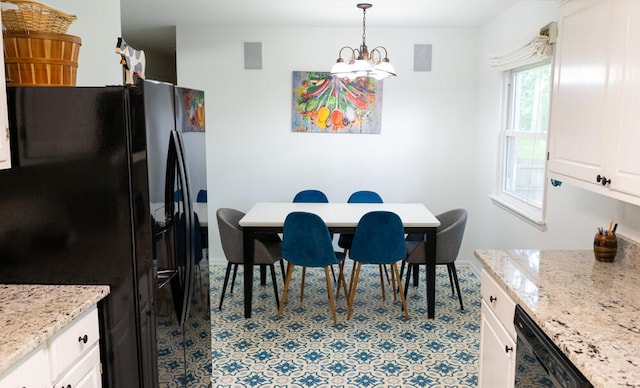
493, 60, 551, 227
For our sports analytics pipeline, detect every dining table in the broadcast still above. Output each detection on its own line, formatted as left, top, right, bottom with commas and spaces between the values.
238, 202, 441, 319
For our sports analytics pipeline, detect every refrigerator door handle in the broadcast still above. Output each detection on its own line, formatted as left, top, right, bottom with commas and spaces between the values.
164, 130, 195, 326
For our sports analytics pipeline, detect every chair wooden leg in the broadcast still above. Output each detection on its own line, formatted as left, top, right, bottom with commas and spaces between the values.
270, 264, 280, 311
347, 262, 362, 320
230, 264, 239, 293
324, 267, 338, 326
330, 265, 337, 283
218, 263, 233, 311
278, 263, 296, 320
300, 267, 306, 303
348, 260, 357, 296
450, 263, 464, 310
403, 263, 413, 301
383, 264, 391, 284
390, 265, 397, 301
391, 263, 409, 320
379, 265, 386, 301
335, 260, 349, 300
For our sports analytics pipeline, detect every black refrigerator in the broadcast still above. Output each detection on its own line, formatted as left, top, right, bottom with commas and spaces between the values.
0, 80, 211, 387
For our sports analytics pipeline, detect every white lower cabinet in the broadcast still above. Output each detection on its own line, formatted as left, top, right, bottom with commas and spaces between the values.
53, 345, 101, 388
50, 305, 101, 388
0, 344, 50, 388
0, 305, 101, 388
478, 269, 516, 388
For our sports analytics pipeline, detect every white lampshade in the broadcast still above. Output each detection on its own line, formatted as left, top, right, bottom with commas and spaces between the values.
351, 59, 373, 73
330, 61, 350, 76
373, 61, 397, 78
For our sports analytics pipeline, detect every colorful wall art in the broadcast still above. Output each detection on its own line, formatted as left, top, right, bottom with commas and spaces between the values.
176, 87, 205, 132
291, 71, 383, 134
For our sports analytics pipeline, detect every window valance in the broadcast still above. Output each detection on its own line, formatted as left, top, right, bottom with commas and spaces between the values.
489, 22, 557, 71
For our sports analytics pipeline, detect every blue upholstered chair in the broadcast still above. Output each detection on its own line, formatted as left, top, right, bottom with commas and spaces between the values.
338, 190, 383, 253
196, 189, 207, 203
347, 211, 409, 321
292, 189, 337, 283
404, 208, 468, 310
277, 211, 346, 326
173, 189, 184, 202
216, 208, 285, 311
337, 191, 391, 299
292, 189, 329, 203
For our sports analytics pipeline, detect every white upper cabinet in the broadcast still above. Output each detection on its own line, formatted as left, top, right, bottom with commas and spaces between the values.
548, 0, 640, 204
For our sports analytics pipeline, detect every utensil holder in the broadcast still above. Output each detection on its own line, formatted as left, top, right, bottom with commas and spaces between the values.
593, 233, 617, 262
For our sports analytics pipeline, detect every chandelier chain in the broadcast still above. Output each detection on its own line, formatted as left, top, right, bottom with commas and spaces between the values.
361, 7, 367, 46
329, 2, 396, 79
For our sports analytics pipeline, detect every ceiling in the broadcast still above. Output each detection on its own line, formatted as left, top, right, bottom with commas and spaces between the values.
121, 0, 524, 55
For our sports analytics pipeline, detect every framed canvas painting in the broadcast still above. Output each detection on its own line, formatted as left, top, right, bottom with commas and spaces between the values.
291, 71, 383, 134
175, 87, 205, 132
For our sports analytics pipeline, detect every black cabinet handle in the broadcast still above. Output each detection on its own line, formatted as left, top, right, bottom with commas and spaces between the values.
597, 175, 611, 186
78, 334, 88, 344
489, 296, 497, 303
505, 345, 513, 353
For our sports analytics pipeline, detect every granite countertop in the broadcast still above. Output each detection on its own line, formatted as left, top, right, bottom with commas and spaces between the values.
475, 239, 640, 388
0, 284, 110, 375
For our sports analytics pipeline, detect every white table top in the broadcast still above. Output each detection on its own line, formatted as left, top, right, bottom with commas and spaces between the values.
239, 202, 440, 228
193, 202, 208, 226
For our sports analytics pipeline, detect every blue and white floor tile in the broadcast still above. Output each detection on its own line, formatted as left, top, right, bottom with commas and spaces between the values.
209, 263, 481, 387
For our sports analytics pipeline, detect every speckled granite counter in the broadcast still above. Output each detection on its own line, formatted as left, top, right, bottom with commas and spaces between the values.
0, 284, 110, 375
475, 236, 640, 388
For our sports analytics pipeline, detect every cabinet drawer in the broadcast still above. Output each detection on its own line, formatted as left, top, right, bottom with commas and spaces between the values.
49, 305, 100, 380
53, 345, 101, 388
481, 269, 516, 340
0, 343, 49, 388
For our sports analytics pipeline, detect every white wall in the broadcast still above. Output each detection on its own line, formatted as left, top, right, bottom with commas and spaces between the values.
177, 25, 479, 263
471, 0, 640, 272
44, 0, 122, 86
174, 0, 640, 267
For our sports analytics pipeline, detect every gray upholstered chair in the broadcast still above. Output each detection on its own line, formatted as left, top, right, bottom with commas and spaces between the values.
403, 208, 468, 310
216, 208, 285, 311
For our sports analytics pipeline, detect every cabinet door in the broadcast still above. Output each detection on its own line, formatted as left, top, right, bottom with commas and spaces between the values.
608, 0, 640, 196
479, 301, 516, 388
547, 0, 615, 184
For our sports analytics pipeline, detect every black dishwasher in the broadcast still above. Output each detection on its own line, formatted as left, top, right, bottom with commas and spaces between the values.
513, 305, 592, 388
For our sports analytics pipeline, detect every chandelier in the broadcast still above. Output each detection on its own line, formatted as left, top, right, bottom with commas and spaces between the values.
330, 3, 396, 80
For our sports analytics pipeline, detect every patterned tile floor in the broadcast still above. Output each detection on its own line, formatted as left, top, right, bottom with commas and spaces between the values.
209, 263, 481, 387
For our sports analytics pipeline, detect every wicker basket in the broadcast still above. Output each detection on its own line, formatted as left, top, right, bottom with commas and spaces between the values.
1, 0, 76, 34
3, 31, 81, 85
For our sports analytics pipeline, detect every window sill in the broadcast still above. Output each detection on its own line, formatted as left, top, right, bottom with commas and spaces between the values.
489, 194, 547, 231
